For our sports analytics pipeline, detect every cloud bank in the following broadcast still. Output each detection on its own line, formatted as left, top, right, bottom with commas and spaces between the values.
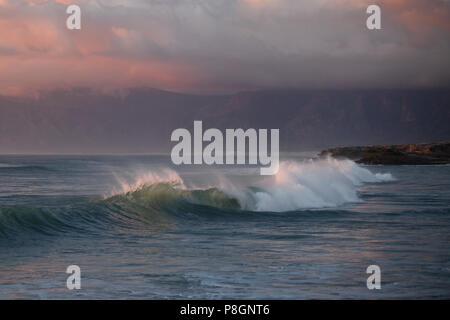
0, 0, 449, 95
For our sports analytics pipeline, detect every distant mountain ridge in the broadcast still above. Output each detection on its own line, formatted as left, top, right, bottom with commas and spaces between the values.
0, 88, 449, 154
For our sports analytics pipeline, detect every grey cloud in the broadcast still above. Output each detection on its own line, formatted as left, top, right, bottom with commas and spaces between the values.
2, 0, 450, 92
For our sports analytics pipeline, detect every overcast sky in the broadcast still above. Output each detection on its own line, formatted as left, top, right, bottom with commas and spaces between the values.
0, 0, 449, 95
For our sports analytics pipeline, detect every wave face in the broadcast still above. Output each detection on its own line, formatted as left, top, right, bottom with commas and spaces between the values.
0, 158, 394, 238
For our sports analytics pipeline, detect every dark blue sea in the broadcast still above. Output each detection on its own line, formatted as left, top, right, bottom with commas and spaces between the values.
0, 154, 449, 299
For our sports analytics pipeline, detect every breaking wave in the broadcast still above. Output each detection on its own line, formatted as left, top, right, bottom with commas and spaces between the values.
0, 158, 394, 238
106, 157, 394, 212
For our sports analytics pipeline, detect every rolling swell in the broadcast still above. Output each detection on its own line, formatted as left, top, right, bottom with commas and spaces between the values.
0, 183, 246, 239
0, 164, 53, 172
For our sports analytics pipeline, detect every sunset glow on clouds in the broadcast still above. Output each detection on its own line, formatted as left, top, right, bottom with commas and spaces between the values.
0, 0, 449, 95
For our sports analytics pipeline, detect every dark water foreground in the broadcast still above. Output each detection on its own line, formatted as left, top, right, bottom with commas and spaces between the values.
0, 155, 449, 299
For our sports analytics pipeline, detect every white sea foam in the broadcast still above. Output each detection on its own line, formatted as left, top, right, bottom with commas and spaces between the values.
230, 157, 395, 211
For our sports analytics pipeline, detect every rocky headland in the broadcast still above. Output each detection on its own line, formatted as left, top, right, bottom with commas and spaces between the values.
320, 141, 450, 165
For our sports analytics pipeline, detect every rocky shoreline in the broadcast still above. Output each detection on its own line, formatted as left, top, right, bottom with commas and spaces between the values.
319, 141, 450, 165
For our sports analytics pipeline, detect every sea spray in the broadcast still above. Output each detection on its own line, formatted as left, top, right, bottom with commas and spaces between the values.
107, 168, 186, 198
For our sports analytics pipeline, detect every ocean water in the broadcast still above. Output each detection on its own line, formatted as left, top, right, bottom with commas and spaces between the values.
0, 154, 449, 299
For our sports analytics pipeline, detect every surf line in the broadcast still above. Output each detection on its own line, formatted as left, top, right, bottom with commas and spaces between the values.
170, 121, 279, 175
